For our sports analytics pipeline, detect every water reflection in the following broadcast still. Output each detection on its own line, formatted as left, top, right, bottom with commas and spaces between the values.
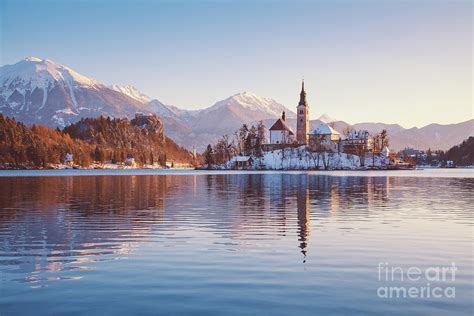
0, 176, 170, 283
297, 177, 310, 261
0, 174, 472, 288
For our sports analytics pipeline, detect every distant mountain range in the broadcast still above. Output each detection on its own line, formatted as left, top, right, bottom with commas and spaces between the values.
270, 118, 473, 152
1, 57, 472, 152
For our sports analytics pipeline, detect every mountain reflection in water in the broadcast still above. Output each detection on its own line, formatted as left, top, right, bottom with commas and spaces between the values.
0, 173, 472, 315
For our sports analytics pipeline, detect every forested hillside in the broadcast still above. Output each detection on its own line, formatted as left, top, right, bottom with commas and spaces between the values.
444, 137, 474, 166
0, 114, 195, 168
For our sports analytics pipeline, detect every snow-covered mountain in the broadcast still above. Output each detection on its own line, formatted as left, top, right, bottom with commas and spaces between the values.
0, 57, 295, 149
0, 57, 154, 127
148, 92, 296, 150
206, 92, 294, 118
191, 92, 295, 133
1, 57, 471, 152
317, 113, 337, 124
352, 120, 474, 151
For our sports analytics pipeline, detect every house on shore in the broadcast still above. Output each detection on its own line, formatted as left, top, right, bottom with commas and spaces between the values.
125, 157, 136, 167
64, 153, 74, 165
231, 156, 254, 169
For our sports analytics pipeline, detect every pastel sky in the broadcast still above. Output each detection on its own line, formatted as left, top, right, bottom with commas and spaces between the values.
0, 0, 472, 127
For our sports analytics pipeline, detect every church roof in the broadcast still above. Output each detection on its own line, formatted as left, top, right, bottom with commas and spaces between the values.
310, 123, 340, 135
269, 118, 294, 135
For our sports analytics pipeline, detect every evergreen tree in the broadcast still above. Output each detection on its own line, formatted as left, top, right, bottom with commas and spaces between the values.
205, 144, 214, 168
94, 146, 105, 163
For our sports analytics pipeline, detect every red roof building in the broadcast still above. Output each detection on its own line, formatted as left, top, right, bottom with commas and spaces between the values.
269, 112, 294, 144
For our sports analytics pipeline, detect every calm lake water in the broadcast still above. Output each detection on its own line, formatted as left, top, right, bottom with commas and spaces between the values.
0, 169, 472, 315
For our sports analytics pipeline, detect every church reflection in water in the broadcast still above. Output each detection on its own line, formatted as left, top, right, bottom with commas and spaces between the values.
0, 173, 397, 285
296, 177, 310, 261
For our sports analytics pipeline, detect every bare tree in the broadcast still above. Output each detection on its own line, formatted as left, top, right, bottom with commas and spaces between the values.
297, 146, 305, 169
309, 134, 326, 169
257, 121, 267, 144
222, 134, 234, 162
322, 152, 330, 170
369, 130, 389, 168
213, 135, 235, 165
379, 129, 389, 148
280, 147, 288, 169
347, 153, 356, 169
371, 133, 381, 167
343, 126, 355, 138
310, 151, 320, 169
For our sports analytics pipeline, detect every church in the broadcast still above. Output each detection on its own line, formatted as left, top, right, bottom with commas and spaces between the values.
253, 80, 379, 165
267, 80, 310, 146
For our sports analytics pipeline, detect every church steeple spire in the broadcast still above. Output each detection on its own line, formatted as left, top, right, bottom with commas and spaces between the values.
299, 80, 307, 106
296, 79, 309, 145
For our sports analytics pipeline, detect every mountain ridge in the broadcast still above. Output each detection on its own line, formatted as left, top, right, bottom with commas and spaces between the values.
0, 57, 154, 127
1, 57, 471, 151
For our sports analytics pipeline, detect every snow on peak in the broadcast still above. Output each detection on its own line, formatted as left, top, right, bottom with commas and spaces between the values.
236, 91, 259, 98
110, 84, 151, 103
206, 91, 295, 118
24, 56, 42, 62
0, 57, 99, 90
317, 113, 337, 123
230, 91, 267, 104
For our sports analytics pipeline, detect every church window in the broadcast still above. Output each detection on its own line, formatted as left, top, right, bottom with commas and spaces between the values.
300, 119, 303, 122
300, 110, 303, 114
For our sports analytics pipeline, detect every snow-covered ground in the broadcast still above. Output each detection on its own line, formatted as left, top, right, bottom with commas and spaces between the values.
221, 146, 389, 170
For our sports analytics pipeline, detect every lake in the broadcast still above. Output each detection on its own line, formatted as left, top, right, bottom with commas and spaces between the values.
0, 169, 472, 315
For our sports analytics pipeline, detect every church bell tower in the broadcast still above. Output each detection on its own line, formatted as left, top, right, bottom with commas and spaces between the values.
296, 80, 309, 145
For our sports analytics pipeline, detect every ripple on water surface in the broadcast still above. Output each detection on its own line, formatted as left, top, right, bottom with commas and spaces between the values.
0, 171, 472, 315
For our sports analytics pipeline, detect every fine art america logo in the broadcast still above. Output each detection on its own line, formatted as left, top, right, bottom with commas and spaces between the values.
377, 262, 457, 299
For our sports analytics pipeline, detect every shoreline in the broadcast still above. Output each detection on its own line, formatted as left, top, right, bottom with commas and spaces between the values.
0, 168, 472, 178
1, 165, 473, 172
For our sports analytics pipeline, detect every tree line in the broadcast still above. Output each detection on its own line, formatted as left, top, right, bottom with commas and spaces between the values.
401, 137, 474, 166
0, 114, 196, 168
443, 137, 473, 165
204, 121, 266, 166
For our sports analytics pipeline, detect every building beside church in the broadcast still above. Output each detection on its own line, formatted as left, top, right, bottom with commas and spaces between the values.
296, 80, 309, 145
268, 111, 294, 145
308, 124, 341, 152
247, 81, 389, 170
340, 130, 372, 155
